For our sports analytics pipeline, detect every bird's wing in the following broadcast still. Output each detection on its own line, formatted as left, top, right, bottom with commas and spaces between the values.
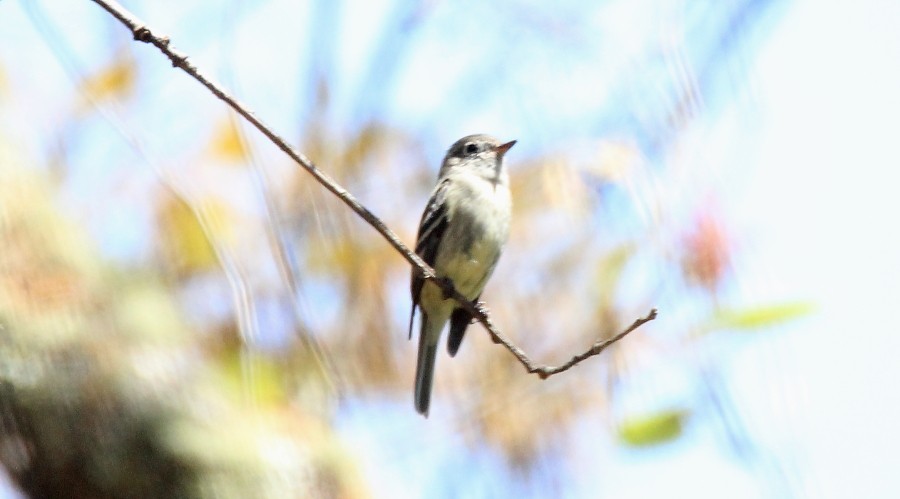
409, 178, 451, 339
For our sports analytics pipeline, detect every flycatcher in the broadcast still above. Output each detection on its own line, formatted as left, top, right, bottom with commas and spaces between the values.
410, 134, 515, 416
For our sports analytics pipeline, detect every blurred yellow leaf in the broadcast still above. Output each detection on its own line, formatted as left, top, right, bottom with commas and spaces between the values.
210, 119, 249, 162
216, 351, 287, 406
158, 197, 227, 275
711, 301, 815, 331
80, 56, 136, 107
618, 409, 688, 447
339, 124, 382, 170
306, 237, 360, 274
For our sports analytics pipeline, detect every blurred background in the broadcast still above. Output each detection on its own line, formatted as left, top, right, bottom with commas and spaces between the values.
1, 0, 899, 497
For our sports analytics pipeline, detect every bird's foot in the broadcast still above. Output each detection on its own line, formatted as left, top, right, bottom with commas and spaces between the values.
438, 277, 456, 300
474, 301, 490, 319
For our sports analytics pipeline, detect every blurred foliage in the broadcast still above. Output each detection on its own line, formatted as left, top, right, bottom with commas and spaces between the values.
682, 211, 732, 290
709, 302, 815, 332
0, 0, 797, 497
78, 53, 136, 111
593, 242, 636, 313
618, 408, 689, 447
0, 147, 366, 498
157, 195, 223, 276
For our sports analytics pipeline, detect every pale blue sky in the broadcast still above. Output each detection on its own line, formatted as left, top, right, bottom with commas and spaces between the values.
739, 2, 900, 496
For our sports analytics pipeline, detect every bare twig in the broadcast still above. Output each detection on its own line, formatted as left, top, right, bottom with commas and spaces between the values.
89, 0, 657, 377
485, 308, 659, 379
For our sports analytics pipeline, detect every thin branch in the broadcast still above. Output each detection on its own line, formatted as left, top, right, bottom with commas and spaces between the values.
474, 305, 657, 378
89, 0, 657, 377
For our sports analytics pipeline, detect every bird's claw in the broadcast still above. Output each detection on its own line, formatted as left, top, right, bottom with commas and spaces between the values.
474, 301, 490, 319
438, 277, 456, 300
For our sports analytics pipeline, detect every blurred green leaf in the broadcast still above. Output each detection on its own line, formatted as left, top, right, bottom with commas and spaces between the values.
595, 242, 635, 296
711, 301, 815, 331
618, 409, 688, 447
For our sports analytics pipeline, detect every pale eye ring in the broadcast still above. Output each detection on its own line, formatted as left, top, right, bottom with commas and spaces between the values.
464, 143, 479, 155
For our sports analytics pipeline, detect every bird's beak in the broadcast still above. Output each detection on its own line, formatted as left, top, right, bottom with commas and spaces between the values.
494, 140, 516, 158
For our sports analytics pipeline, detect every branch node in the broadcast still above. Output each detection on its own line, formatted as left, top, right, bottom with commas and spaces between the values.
133, 26, 152, 43
168, 53, 189, 69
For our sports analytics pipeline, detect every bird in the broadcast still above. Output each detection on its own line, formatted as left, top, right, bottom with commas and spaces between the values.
409, 134, 515, 416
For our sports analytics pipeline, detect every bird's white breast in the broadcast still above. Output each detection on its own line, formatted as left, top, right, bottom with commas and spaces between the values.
433, 174, 511, 300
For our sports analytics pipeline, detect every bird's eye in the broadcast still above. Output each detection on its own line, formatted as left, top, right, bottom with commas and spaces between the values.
464, 143, 479, 155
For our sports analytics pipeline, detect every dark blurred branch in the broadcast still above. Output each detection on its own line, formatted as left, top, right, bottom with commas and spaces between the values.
89, 0, 656, 378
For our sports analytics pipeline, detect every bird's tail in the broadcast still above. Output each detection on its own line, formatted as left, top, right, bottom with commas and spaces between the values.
414, 317, 439, 417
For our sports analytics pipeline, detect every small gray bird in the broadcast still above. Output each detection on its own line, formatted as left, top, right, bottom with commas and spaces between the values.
410, 134, 515, 416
